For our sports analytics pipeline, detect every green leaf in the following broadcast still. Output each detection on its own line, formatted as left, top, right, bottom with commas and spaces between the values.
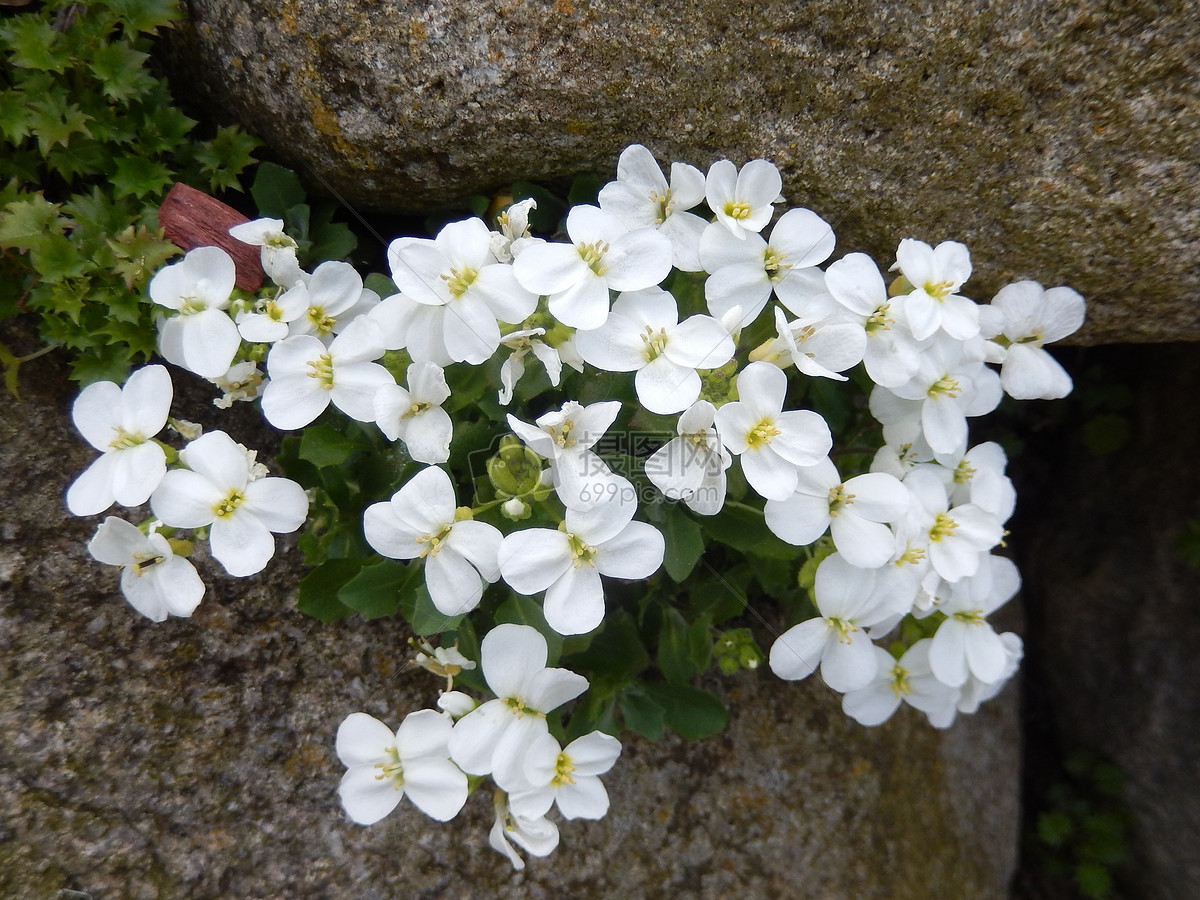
0, 90, 31, 143
657, 607, 695, 683
400, 582, 463, 635
567, 172, 604, 206
89, 41, 153, 102
644, 683, 728, 739
1036, 810, 1074, 848
299, 423, 366, 468
139, 104, 197, 155
338, 558, 417, 619
618, 686, 665, 741
562, 610, 650, 683
194, 126, 260, 192
111, 156, 174, 200
107, 225, 179, 289
365, 272, 397, 298
661, 504, 705, 581
511, 181, 567, 233
305, 203, 357, 263
251, 161, 307, 217
0, 194, 64, 251
107, 0, 183, 35
688, 614, 714, 674
26, 96, 91, 155
1, 16, 67, 72
298, 558, 363, 621
32, 233, 91, 283
701, 502, 798, 558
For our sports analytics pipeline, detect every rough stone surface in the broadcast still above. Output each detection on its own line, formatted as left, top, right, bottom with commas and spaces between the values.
1016, 343, 1200, 900
169, 0, 1200, 344
0, 342, 1019, 899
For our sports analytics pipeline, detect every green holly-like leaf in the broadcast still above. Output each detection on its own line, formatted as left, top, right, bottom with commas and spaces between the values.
88, 40, 153, 102
32, 233, 92, 284
0, 16, 68, 72
106, 0, 183, 35
0, 90, 31, 144
107, 225, 179, 289
137, 103, 196, 155
0, 194, 64, 251
26, 96, 91, 155
194, 125, 260, 192
111, 156, 174, 199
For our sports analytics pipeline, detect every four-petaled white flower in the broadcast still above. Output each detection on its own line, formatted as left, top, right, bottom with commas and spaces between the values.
574, 287, 734, 414
374, 361, 453, 464
713, 361, 832, 501
841, 640, 959, 728
87, 517, 204, 621
506, 399, 622, 511
151, 246, 242, 378
928, 554, 1020, 688
512, 205, 673, 330
228, 217, 302, 287
704, 158, 783, 240
644, 400, 732, 515
509, 730, 622, 820
66, 364, 173, 516
363, 466, 502, 617
980, 280, 1085, 400
262, 316, 394, 430
598, 143, 708, 271
498, 482, 665, 635
891, 239, 979, 341
336, 710, 468, 825
150, 430, 309, 577
488, 790, 560, 871
448, 624, 588, 790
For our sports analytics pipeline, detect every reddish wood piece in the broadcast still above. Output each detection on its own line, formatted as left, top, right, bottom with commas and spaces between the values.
158, 183, 265, 292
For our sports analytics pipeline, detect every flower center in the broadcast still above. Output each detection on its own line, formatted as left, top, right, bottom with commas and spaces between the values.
213, 490, 246, 519
889, 663, 912, 697
723, 200, 752, 221
640, 325, 670, 362
894, 542, 927, 566
578, 241, 610, 277
306, 353, 336, 389
828, 616, 859, 644
567, 531, 598, 568
402, 401, 432, 420
130, 550, 165, 574
927, 374, 961, 398
107, 427, 145, 451
929, 512, 958, 542
865, 303, 893, 334
179, 295, 206, 315
550, 751, 578, 787
745, 417, 780, 449
763, 246, 790, 282
307, 306, 336, 336
953, 459, 977, 484
952, 609, 986, 625
374, 747, 404, 788
442, 265, 479, 299
924, 279, 954, 302
415, 523, 454, 558
550, 419, 576, 449
503, 695, 544, 719
649, 189, 674, 225
828, 484, 855, 516
260, 299, 284, 322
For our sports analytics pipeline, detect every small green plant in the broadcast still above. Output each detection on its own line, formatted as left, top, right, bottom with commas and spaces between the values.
0, 0, 260, 388
1029, 749, 1130, 899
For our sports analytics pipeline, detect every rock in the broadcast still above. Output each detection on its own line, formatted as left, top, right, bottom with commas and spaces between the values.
0, 345, 1020, 898
1016, 343, 1200, 900
167, 0, 1200, 344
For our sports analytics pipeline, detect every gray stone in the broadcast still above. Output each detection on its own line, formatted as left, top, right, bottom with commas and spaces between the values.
0, 346, 1019, 898
168, 0, 1200, 344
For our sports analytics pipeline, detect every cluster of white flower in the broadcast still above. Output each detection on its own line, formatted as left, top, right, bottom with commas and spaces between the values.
335, 625, 620, 870
65, 143, 1084, 869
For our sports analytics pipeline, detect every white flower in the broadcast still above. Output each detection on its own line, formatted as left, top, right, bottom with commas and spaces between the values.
704, 158, 782, 240
374, 361, 453, 464
385, 217, 539, 364
363, 466, 502, 617
573, 287, 734, 414
209, 361, 265, 409
955, 631, 1023, 716
980, 280, 1085, 400
489, 198, 539, 263
336, 710, 468, 824
66, 364, 172, 516
261, 316, 394, 430
764, 458, 910, 568
768, 553, 893, 692
754, 306, 866, 382
151, 246, 242, 378
496, 327, 566, 406
498, 484, 665, 635
150, 430, 309, 577
87, 517, 204, 621
898, 468, 1003, 583
891, 238, 979, 341
928, 554, 1020, 688
506, 399, 622, 511
512, 205, 673, 330
228, 217, 301, 287
841, 640, 959, 728
286, 260, 379, 339
489, 791, 560, 871
700, 207, 835, 328
448, 624, 588, 790
598, 143, 708, 271
509, 730, 622, 820
644, 400, 731, 515
713, 361, 832, 501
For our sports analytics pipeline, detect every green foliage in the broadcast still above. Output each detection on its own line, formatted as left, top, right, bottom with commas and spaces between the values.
1028, 750, 1130, 899
0, 0, 260, 387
